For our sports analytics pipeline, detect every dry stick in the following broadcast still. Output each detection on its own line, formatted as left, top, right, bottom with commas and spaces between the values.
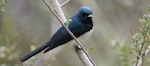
74, 45, 94, 66
61, 0, 70, 7
42, 0, 96, 66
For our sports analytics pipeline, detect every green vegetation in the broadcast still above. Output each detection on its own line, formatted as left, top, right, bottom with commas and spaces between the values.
132, 8, 150, 66
112, 6, 150, 66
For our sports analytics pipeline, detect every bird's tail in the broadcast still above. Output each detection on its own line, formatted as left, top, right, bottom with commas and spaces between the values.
20, 42, 50, 62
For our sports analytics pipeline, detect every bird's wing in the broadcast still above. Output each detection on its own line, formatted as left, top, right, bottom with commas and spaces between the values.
20, 18, 92, 62
43, 26, 72, 53
43, 19, 73, 53
43, 18, 92, 53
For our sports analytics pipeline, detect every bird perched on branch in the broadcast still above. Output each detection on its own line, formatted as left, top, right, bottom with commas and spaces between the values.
20, 6, 93, 62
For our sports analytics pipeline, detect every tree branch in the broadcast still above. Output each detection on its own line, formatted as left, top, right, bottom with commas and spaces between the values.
61, 0, 70, 7
42, 0, 95, 66
74, 45, 94, 66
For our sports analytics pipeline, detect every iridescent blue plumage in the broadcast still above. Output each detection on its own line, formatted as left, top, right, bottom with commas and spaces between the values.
20, 6, 93, 62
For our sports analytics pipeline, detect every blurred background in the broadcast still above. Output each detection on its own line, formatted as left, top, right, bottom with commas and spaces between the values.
0, 0, 150, 66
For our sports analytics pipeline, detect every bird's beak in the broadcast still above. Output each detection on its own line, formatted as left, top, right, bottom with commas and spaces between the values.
87, 14, 93, 17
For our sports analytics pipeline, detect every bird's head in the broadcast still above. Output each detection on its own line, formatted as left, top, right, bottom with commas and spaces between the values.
77, 6, 93, 23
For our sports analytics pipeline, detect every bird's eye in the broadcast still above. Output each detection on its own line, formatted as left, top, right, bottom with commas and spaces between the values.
82, 13, 88, 17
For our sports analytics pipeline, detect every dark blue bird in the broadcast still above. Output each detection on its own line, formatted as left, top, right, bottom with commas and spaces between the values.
20, 6, 93, 62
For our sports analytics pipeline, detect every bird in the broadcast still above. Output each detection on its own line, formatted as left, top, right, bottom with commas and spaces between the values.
20, 6, 93, 62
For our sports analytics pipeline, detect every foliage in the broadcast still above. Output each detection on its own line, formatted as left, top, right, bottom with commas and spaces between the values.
0, 0, 7, 12
111, 39, 132, 66
111, 6, 150, 66
132, 7, 150, 66
0, 18, 21, 66
0, 0, 21, 66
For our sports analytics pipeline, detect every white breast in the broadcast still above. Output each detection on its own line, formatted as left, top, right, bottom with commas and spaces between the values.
69, 29, 93, 45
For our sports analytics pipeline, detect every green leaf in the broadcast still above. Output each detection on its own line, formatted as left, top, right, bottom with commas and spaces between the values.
65, 19, 72, 27
148, 5, 150, 10
87, 46, 94, 54
143, 15, 148, 22
30, 44, 36, 51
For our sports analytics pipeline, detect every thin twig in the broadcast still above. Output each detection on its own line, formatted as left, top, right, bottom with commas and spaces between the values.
135, 30, 147, 66
61, 0, 70, 7
139, 33, 147, 55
